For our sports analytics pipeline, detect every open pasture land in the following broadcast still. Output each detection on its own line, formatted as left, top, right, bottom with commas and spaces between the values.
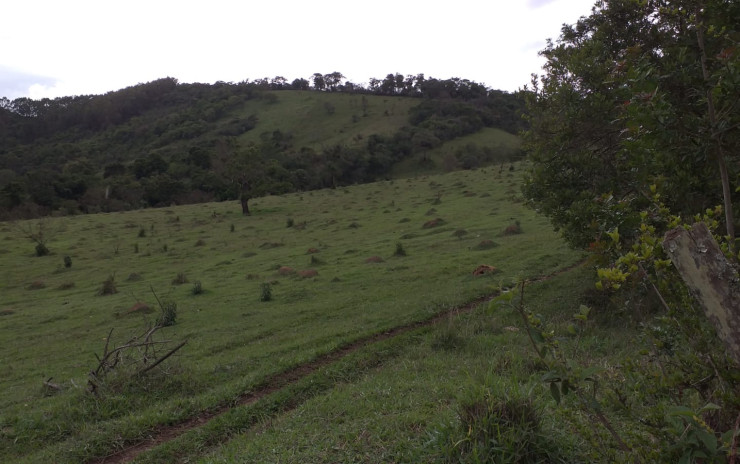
0, 166, 580, 462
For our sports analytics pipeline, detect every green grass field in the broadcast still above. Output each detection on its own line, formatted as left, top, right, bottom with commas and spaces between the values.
234, 90, 419, 151
0, 165, 603, 463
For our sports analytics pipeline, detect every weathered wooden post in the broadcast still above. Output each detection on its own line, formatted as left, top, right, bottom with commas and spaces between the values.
663, 223, 740, 365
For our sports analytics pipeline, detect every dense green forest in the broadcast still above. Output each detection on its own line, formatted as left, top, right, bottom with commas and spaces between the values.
0, 74, 525, 218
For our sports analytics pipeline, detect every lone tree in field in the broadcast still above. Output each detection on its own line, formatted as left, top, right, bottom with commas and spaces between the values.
15, 218, 57, 256
222, 145, 293, 215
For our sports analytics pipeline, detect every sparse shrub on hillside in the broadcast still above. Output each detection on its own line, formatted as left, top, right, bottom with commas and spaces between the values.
0, 308, 14, 316
348, 222, 361, 229
134, 243, 139, 253
157, 301, 177, 327
438, 385, 555, 463
393, 242, 407, 257
192, 280, 203, 295
286, 217, 294, 228
126, 272, 142, 281
309, 255, 324, 265
57, 282, 75, 290
399, 218, 410, 223
431, 322, 464, 351
260, 282, 272, 302
15, 219, 56, 257
194, 239, 205, 247
172, 273, 188, 285
138, 227, 146, 238
63, 255, 72, 268
35, 242, 50, 256
98, 274, 118, 295
230, 223, 235, 233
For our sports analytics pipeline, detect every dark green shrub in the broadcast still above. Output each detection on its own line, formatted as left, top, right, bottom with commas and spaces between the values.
63, 255, 72, 268
157, 301, 177, 327
260, 282, 272, 302
394, 242, 407, 257
35, 243, 49, 257
172, 273, 188, 285
98, 275, 118, 295
286, 217, 294, 228
192, 280, 203, 295
138, 228, 146, 238
432, 385, 558, 463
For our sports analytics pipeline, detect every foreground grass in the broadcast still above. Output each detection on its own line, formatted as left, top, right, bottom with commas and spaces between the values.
0, 166, 578, 462
144, 265, 627, 463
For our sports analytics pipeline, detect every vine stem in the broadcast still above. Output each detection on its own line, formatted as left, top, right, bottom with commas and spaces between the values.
514, 279, 636, 460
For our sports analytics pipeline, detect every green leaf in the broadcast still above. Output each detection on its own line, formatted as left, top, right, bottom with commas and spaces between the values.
695, 429, 717, 456
550, 381, 561, 404
561, 378, 570, 396
699, 403, 721, 413
579, 366, 602, 381
667, 406, 695, 417
530, 329, 544, 344
541, 371, 560, 382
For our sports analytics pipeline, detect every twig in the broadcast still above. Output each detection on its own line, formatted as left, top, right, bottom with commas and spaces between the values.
136, 340, 187, 376
730, 411, 740, 464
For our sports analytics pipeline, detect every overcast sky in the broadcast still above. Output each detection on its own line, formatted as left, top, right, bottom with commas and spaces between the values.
1, 0, 596, 100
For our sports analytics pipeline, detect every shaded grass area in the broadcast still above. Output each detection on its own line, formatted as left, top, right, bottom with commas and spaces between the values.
0, 166, 579, 462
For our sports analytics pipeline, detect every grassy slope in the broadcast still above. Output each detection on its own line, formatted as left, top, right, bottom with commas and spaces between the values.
0, 165, 584, 462
235, 90, 419, 150
198, 266, 610, 464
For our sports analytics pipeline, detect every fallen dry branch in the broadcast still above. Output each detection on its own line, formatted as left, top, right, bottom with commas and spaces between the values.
88, 323, 186, 394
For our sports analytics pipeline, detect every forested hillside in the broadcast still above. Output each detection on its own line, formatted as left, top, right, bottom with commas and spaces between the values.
0, 74, 525, 218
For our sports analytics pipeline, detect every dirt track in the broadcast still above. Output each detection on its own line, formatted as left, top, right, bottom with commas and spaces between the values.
90, 261, 584, 464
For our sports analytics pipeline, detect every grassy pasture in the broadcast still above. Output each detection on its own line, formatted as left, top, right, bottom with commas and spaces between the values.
0, 166, 580, 462
234, 90, 419, 150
